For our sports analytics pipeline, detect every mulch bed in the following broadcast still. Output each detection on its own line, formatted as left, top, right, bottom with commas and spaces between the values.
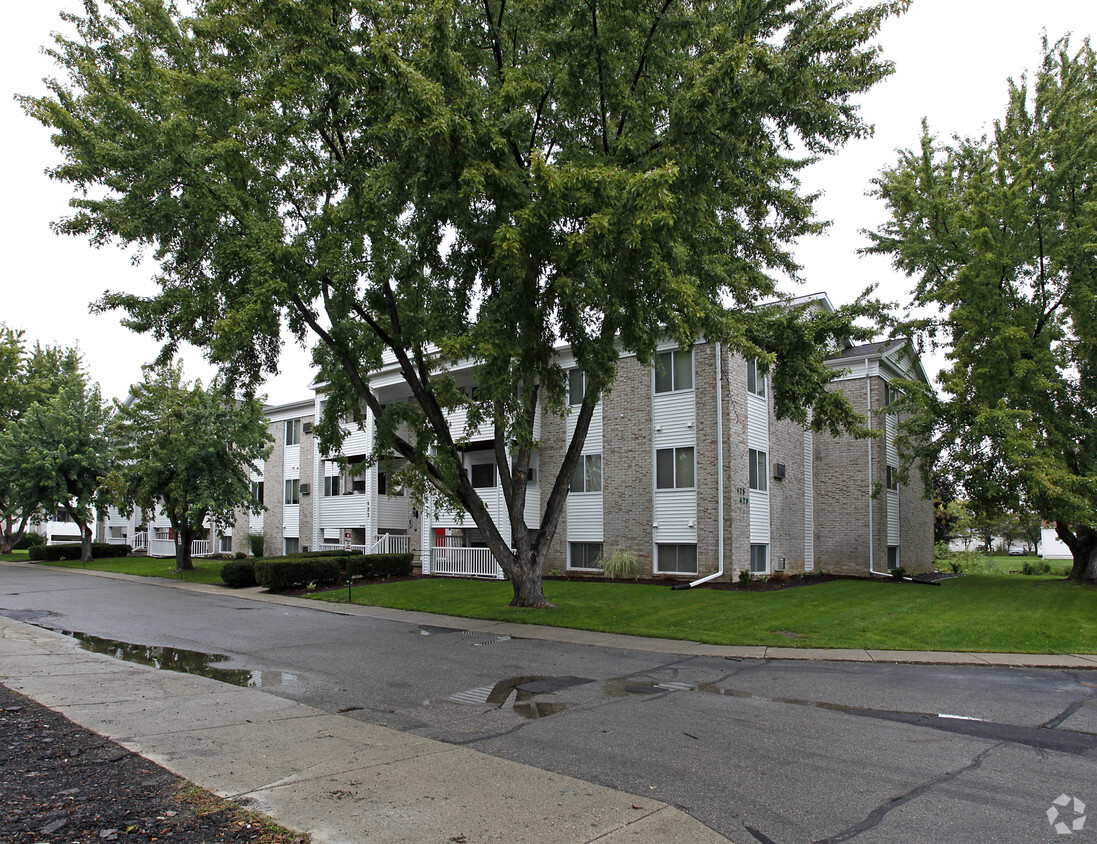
0, 684, 306, 844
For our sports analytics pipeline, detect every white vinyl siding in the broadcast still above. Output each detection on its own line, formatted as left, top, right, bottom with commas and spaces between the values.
747, 388, 770, 547
653, 358, 697, 547
885, 412, 900, 546
566, 366, 603, 551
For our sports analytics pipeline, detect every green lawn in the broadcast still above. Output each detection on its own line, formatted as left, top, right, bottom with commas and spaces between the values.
20, 556, 228, 585
0, 550, 30, 562
311, 575, 1097, 654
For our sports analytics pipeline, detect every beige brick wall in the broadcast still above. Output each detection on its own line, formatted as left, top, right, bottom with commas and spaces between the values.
899, 442, 935, 573
769, 413, 807, 573
538, 395, 568, 572
722, 350, 753, 578
603, 356, 654, 575
693, 345, 720, 578
263, 419, 285, 558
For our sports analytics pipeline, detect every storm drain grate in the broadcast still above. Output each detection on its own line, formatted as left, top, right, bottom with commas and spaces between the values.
446, 686, 495, 706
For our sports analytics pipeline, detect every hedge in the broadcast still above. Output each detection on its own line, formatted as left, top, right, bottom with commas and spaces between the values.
29, 543, 132, 562
254, 557, 343, 591
13, 533, 46, 550
348, 553, 413, 579
220, 559, 257, 588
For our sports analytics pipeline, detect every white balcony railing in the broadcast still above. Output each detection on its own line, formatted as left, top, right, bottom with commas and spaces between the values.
372, 534, 410, 555
130, 531, 214, 559
430, 541, 504, 579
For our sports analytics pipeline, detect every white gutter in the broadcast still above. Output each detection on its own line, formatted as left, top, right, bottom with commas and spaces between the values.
688, 342, 726, 587
866, 358, 888, 577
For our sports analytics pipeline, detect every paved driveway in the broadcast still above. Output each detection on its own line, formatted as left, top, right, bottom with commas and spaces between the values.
2, 564, 1095, 843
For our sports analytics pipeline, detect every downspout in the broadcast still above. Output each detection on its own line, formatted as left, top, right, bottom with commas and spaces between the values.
866, 359, 887, 577
679, 342, 725, 589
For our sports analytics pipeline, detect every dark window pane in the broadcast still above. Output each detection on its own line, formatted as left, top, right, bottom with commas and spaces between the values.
569, 369, 585, 405
675, 447, 694, 488
674, 349, 692, 390
654, 352, 674, 393
471, 463, 495, 488
656, 449, 674, 488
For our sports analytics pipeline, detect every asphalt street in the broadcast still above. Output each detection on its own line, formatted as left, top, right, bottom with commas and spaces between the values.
2, 564, 1095, 843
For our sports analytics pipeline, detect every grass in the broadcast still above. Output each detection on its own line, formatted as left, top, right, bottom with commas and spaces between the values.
20, 555, 228, 585
310, 574, 1097, 654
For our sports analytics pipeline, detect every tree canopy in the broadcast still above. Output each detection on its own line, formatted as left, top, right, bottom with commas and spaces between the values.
868, 36, 1097, 583
0, 325, 90, 553
26, 0, 905, 604
106, 365, 271, 571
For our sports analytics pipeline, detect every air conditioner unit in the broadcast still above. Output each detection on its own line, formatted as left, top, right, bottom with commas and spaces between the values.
776, 557, 786, 572
302, 421, 313, 434
773, 463, 786, 480
300, 483, 310, 496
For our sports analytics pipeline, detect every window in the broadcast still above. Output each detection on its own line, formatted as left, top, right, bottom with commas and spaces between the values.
250, 481, 264, 506
885, 384, 902, 407
748, 448, 768, 492
570, 454, 602, 493
284, 537, 300, 555
569, 369, 586, 406
747, 359, 767, 397
750, 544, 769, 574
109, 526, 126, 540
470, 462, 496, 488
377, 470, 387, 496
887, 545, 900, 570
219, 536, 233, 553
569, 542, 604, 569
654, 349, 693, 393
657, 544, 698, 574
284, 478, 300, 505
323, 473, 341, 497
285, 419, 301, 446
656, 447, 695, 489
886, 465, 899, 491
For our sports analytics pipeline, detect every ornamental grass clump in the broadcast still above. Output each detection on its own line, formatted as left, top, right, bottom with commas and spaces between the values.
599, 547, 639, 581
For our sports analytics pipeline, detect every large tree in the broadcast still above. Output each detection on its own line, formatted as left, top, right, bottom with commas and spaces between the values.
107, 365, 271, 571
0, 326, 87, 553
25, 0, 904, 605
868, 37, 1097, 583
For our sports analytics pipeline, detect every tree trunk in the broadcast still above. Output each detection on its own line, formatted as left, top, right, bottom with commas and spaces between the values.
1056, 523, 1097, 584
80, 521, 93, 563
508, 547, 550, 608
174, 525, 194, 572
0, 514, 30, 554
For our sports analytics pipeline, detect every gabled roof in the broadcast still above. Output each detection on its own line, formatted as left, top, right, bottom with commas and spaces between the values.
834, 338, 908, 360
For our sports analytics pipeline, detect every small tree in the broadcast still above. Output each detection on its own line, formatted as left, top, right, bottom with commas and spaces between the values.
0, 326, 88, 553
106, 365, 271, 571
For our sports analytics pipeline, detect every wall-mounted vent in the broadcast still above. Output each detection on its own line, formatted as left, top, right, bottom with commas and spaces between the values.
776, 557, 786, 572
302, 422, 313, 434
773, 463, 786, 480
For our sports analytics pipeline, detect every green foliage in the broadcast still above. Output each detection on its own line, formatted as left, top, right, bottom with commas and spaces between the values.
220, 559, 257, 588
738, 569, 754, 586
13, 533, 45, 550
29, 542, 131, 562
23, 0, 907, 606
347, 553, 414, 580
105, 364, 272, 571
868, 36, 1097, 583
599, 547, 638, 581
0, 325, 91, 553
1022, 560, 1052, 576
890, 566, 907, 581
247, 532, 264, 558
254, 558, 343, 592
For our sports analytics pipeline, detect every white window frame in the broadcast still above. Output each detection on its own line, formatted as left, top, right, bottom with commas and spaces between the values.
655, 447, 695, 490
747, 359, 767, 397
750, 543, 769, 574
654, 349, 694, 394
569, 368, 587, 406
570, 454, 603, 493
568, 542, 604, 570
886, 465, 899, 491
656, 543, 698, 574
284, 478, 300, 505
748, 448, 768, 492
285, 419, 301, 446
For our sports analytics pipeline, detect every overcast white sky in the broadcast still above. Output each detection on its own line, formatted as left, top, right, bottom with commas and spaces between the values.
2, 1, 1094, 406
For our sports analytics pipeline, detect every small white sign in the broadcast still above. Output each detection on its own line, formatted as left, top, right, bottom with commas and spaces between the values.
343, 529, 352, 551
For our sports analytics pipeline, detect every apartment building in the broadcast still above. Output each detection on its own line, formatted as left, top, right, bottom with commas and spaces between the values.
239, 334, 932, 582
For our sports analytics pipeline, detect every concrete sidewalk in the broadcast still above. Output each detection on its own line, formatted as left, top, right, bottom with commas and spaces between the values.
0, 615, 728, 844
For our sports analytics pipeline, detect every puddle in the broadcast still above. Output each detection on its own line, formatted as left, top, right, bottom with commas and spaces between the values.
49, 629, 306, 691
446, 675, 593, 719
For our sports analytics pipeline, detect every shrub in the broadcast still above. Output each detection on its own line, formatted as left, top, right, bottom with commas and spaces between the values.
769, 571, 789, 583
254, 558, 342, 591
600, 547, 639, 580
347, 553, 413, 579
1022, 560, 1051, 576
29, 543, 131, 562
738, 569, 753, 586
248, 532, 264, 557
221, 559, 257, 588
13, 533, 45, 550
891, 566, 907, 581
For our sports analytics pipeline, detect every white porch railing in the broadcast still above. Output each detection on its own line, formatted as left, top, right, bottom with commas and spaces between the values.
372, 534, 410, 555
320, 543, 368, 554
129, 531, 214, 558
430, 541, 504, 579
